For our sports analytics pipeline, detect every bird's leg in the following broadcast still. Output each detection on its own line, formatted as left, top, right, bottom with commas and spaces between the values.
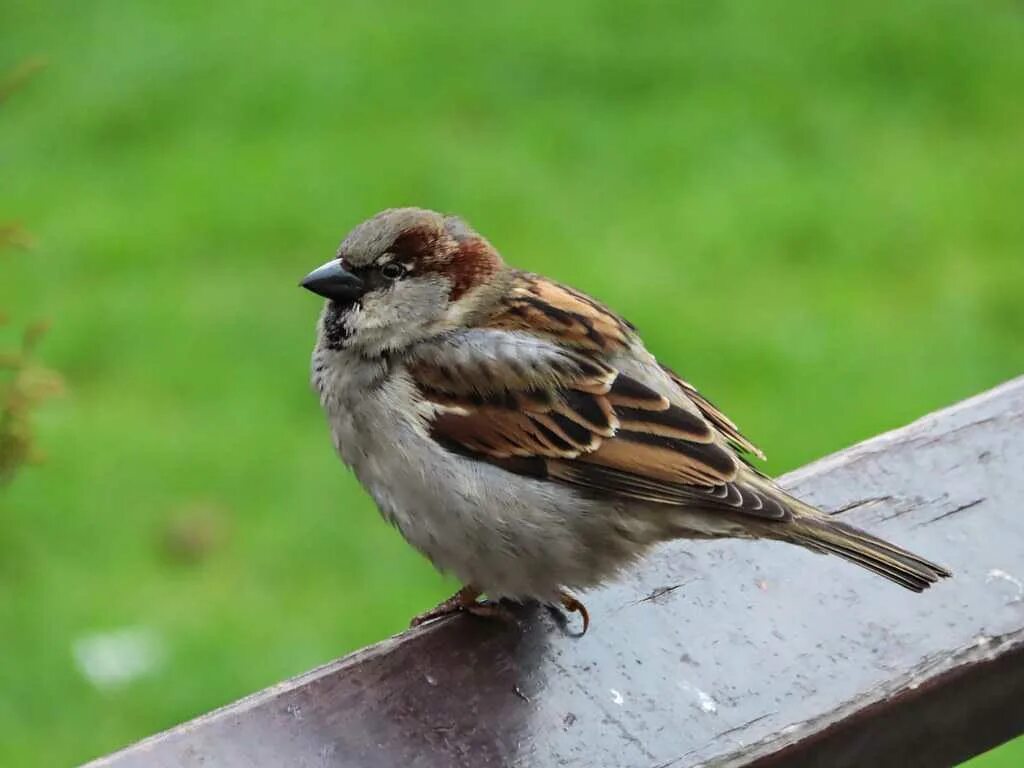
410, 585, 515, 627
559, 590, 590, 635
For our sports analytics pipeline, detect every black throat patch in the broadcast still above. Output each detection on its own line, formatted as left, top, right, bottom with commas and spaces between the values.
321, 301, 357, 350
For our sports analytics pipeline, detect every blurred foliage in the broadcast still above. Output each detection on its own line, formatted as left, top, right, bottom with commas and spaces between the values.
0, 319, 63, 486
0, 1, 1022, 765
1, 61, 61, 486
0, 57, 47, 106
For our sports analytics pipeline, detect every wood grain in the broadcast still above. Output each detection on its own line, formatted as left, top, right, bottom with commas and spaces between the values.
86, 377, 1024, 768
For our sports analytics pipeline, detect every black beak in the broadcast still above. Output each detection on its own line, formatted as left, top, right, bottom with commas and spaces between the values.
300, 260, 365, 303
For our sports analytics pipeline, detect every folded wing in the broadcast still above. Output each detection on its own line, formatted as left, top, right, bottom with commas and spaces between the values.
408, 325, 787, 521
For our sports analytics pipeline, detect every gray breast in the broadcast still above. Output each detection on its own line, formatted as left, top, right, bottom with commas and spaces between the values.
310, 345, 664, 600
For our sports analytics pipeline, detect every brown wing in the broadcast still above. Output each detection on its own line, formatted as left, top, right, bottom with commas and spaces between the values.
408, 319, 786, 520
661, 366, 766, 461
488, 273, 765, 461
487, 273, 636, 353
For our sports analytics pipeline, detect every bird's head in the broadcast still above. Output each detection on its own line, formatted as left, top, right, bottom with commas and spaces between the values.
302, 208, 507, 354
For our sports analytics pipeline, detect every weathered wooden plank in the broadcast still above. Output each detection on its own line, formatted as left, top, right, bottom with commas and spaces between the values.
87, 377, 1024, 768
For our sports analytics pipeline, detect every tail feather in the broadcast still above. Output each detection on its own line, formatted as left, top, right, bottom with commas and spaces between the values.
789, 516, 952, 593
739, 474, 952, 591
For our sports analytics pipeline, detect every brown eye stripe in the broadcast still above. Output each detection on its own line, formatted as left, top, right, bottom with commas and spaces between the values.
388, 226, 439, 261
444, 237, 502, 301
389, 227, 502, 302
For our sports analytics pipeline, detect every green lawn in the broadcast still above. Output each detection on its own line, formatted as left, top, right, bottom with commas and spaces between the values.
2, 1, 1023, 764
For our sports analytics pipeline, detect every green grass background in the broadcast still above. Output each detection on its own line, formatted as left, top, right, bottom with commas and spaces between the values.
2, 1, 1023, 764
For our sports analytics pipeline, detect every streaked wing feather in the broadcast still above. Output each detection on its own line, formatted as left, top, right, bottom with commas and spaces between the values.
408, 280, 783, 522
546, 462, 788, 520
661, 365, 767, 461
488, 273, 635, 353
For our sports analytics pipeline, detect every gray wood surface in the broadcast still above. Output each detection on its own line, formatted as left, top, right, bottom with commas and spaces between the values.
87, 376, 1024, 768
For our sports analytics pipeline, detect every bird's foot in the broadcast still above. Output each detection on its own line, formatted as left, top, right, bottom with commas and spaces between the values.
559, 590, 590, 635
410, 586, 515, 627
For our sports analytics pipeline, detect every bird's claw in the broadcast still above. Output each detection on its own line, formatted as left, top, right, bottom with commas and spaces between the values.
410, 586, 480, 627
410, 586, 517, 627
559, 591, 590, 635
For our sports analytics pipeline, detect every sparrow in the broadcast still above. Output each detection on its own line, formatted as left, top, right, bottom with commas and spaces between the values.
302, 207, 951, 632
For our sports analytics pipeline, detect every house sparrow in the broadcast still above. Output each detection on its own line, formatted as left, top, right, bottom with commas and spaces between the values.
302, 207, 951, 632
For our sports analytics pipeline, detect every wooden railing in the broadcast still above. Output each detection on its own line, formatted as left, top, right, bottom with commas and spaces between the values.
87, 377, 1024, 768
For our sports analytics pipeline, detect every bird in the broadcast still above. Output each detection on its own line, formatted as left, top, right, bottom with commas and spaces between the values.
301, 207, 951, 633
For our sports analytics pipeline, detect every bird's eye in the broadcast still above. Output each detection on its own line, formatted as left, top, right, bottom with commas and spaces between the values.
380, 262, 406, 280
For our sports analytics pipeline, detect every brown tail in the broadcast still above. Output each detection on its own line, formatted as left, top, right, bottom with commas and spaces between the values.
789, 515, 952, 592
